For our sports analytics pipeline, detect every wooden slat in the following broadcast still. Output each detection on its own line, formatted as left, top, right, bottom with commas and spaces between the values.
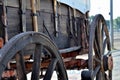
31, 0, 38, 32
59, 46, 81, 53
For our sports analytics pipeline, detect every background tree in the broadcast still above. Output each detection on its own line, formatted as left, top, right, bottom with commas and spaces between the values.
114, 17, 120, 31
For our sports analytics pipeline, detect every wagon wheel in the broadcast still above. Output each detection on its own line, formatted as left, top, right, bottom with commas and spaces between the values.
0, 31, 68, 80
88, 14, 113, 80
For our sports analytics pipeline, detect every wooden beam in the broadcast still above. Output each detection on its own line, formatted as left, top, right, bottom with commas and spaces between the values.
53, 0, 58, 37
59, 46, 81, 54
31, 0, 38, 32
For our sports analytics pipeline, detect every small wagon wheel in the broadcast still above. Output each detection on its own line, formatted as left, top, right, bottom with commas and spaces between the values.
88, 14, 113, 80
0, 31, 68, 80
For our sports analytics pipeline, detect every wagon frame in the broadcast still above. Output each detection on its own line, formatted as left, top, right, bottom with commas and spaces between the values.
0, 0, 113, 80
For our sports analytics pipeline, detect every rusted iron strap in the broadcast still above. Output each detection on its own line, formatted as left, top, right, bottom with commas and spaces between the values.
43, 20, 53, 40
0, 37, 4, 48
2, 69, 16, 80
31, 13, 38, 16
61, 52, 79, 58
64, 59, 88, 69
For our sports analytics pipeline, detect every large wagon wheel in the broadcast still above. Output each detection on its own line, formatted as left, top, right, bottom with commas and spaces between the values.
0, 31, 68, 80
88, 14, 113, 80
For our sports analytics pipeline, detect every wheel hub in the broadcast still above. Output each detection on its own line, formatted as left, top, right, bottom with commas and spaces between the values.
108, 56, 113, 70
103, 55, 113, 71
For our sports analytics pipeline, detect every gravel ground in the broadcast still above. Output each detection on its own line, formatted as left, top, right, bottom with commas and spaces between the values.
66, 50, 120, 80
26, 51, 119, 80
112, 50, 120, 80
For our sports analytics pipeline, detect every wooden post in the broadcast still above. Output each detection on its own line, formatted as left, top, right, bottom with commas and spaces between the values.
21, 0, 27, 32
73, 8, 76, 18
72, 8, 78, 45
19, 0, 27, 32
73, 8, 77, 37
31, 0, 38, 32
53, 0, 58, 37
2, 0, 8, 43
36, 0, 40, 11
68, 7, 72, 35
2, 0, 11, 69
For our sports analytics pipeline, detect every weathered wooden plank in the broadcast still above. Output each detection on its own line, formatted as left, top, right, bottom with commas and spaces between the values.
0, 0, 84, 49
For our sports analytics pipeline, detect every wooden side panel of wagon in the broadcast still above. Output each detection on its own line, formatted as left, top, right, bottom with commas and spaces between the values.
0, 0, 113, 80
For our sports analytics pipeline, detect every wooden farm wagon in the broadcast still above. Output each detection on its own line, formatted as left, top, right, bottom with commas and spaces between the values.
0, 0, 113, 80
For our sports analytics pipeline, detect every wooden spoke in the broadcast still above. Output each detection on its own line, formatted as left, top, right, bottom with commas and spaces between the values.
101, 23, 104, 40
43, 58, 58, 80
96, 72, 101, 80
31, 44, 42, 80
96, 23, 101, 53
94, 38, 101, 58
103, 38, 107, 54
94, 57, 101, 63
16, 51, 27, 80
108, 70, 112, 80
96, 72, 104, 80
93, 65, 100, 78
